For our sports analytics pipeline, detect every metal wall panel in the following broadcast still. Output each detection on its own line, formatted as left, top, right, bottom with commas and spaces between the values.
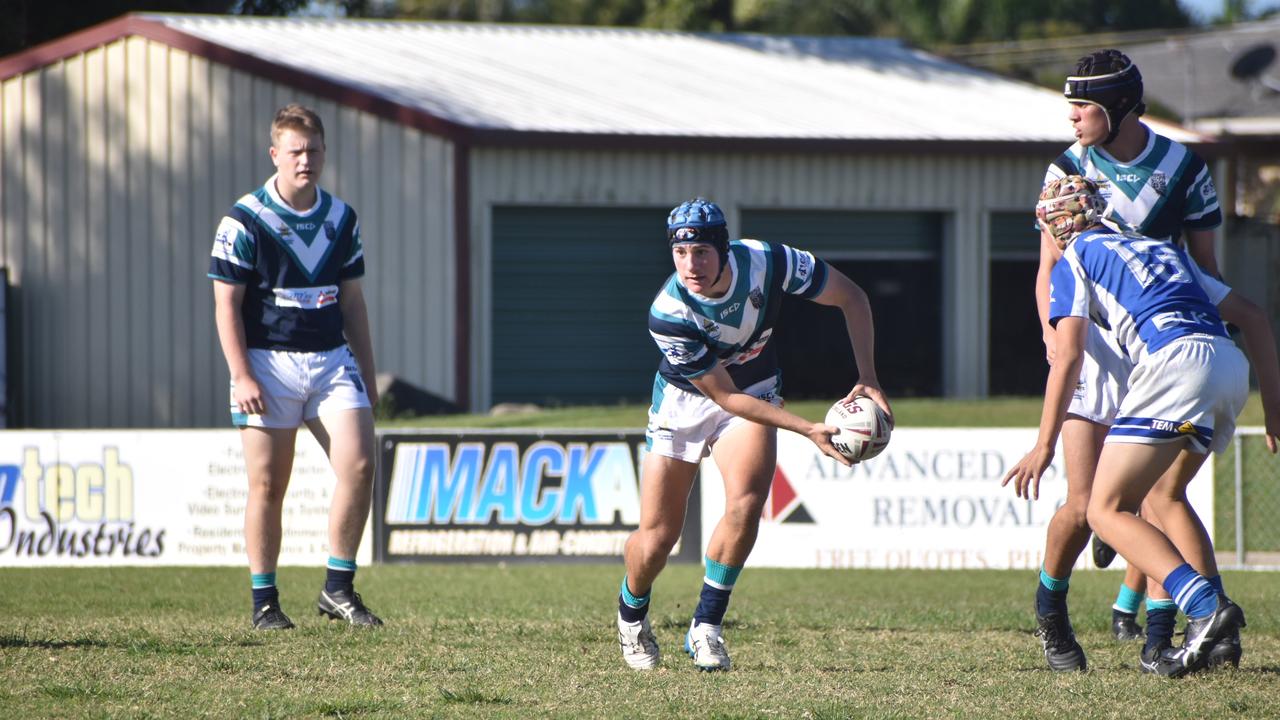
0, 39, 455, 427
470, 148, 1048, 408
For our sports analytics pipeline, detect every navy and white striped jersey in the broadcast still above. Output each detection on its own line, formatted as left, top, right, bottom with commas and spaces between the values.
1049, 228, 1231, 366
1042, 128, 1221, 244
208, 176, 364, 352
648, 239, 828, 394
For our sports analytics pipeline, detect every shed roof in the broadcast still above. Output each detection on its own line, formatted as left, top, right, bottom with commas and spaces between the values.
1124, 17, 1280, 136
0, 13, 1206, 148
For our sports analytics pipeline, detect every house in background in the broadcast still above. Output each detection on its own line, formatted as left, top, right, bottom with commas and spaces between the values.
0, 14, 1218, 427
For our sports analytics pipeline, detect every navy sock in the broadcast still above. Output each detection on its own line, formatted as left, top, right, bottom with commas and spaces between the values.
1035, 568, 1070, 617
618, 576, 650, 623
251, 572, 278, 610
693, 557, 742, 627
1145, 599, 1178, 651
325, 557, 357, 594
1206, 574, 1227, 599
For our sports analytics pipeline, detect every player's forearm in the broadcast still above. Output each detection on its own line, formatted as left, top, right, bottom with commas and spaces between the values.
840, 293, 879, 386
713, 391, 813, 437
340, 294, 378, 383
1035, 347, 1082, 451
1229, 303, 1280, 406
213, 297, 254, 381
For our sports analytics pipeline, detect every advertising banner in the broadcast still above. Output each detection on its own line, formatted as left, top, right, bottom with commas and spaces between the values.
700, 428, 1213, 570
375, 431, 700, 563
0, 430, 370, 567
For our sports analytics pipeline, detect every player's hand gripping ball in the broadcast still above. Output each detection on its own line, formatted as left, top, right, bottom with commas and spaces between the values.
825, 396, 892, 463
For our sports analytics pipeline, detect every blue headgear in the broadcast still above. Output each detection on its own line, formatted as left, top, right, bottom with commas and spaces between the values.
668, 197, 730, 284
1064, 50, 1146, 145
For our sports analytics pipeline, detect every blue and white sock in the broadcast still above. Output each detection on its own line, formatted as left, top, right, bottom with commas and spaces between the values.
1145, 598, 1178, 651
325, 556, 357, 594
251, 571, 278, 610
1162, 563, 1217, 619
693, 556, 742, 627
1112, 583, 1144, 615
1036, 567, 1070, 617
618, 576, 650, 623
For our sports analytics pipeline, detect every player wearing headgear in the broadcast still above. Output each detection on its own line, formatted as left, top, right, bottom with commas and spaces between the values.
1006, 176, 1280, 677
210, 104, 382, 630
615, 198, 892, 671
1030, 49, 1228, 672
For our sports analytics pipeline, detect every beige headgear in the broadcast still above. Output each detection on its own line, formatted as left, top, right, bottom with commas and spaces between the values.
1037, 175, 1105, 249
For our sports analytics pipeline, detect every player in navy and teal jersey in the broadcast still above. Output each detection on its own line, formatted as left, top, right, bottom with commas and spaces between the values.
210, 104, 382, 631
1008, 176, 1280, 677
1029, 50, 1228, 672
615, 198, 892, 672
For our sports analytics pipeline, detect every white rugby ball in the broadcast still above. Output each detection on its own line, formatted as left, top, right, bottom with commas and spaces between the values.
825, 396, 892, 463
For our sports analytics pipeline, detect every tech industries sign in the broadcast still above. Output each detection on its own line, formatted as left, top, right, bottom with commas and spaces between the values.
375, 432, 700, 563
700, 428, 1211, 570
0, 431, 365, 567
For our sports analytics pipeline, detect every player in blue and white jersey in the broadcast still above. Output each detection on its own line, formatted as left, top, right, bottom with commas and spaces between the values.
1029, 49, 1228, 671
1006, 176, 1280, 677
615, 198, 891, 672
209, 104, 382, 630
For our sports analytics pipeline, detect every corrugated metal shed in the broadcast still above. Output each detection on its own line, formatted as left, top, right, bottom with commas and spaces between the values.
150, 14, 1199, 144
0, 14, 1220, 426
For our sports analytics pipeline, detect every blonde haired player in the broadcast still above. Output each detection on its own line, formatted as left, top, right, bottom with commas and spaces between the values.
210, 104, 382, 629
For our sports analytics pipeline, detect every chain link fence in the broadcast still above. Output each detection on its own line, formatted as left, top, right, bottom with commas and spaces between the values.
1215, 428, 1280, 569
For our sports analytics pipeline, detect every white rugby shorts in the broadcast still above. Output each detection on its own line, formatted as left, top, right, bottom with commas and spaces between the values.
646, 376, 781, 464
1106, 335, 1247, 454
230, 345, 371, 428
1067, 324, 1133, 425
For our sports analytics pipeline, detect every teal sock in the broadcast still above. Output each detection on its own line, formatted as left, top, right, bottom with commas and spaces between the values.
1113, 584, 1144, 615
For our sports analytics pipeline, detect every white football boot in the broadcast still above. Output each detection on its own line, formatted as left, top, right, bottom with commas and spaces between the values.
684, 620, 731, 671
617, 613, 661, 670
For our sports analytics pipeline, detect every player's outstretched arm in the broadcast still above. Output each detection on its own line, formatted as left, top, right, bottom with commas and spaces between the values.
213, 280, 267, 416
1036, 228, 1062, 365
1002, 316, 1087, 499
1217, 292, 1280, 452
809, 267, 892, 421
1184, 228, 1222, 279
339, 278, 379, 410
689, 365, 851, 466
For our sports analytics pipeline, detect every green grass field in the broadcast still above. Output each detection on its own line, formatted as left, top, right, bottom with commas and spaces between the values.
1, 566, 1277, 718
380, 393, 1274, 430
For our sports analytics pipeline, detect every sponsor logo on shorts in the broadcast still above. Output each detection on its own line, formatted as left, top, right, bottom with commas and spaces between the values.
272, 285, 339, 310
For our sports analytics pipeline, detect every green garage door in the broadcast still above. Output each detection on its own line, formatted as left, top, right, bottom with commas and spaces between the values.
989, 212, 1045, 396
740, 211, 943, 398
492, 206, 671, 406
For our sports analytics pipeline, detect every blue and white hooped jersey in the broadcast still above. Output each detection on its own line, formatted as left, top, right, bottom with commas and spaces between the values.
648, 239, 828, 394
208, 176, 364, 352
1042, 127, 1221, 244
1049, 228, 1231, 366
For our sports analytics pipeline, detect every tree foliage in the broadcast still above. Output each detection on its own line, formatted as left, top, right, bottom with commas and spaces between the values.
0, 0, 1241, 60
